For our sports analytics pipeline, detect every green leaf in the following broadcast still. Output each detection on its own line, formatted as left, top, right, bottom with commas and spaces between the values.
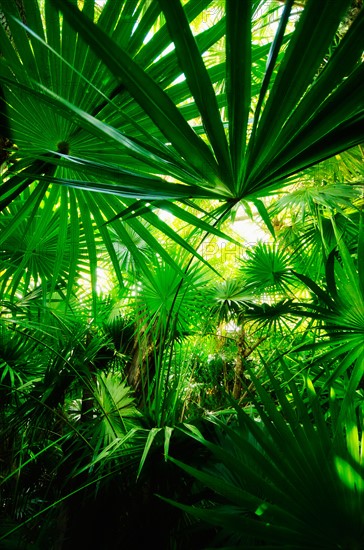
50, 0, 224, 189
158, 0, 233, 188
250, 0, 353, 178
137, 427, 162, 478
226, 0, 251, 186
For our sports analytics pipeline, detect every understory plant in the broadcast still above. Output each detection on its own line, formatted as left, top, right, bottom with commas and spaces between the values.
166, 363, 364, 549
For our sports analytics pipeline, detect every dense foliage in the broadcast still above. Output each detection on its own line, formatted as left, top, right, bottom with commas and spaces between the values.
0, 0, 363, 548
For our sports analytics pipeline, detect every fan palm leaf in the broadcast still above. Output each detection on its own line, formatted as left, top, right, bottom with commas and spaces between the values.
242, 213, 364, 385
0, 0, 362, 296
239, 242, 298, 296
165, 365, 364, 548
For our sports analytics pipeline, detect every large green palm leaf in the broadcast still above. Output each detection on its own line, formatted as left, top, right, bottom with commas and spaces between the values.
165, 365, 364, 548
1, 0, 239, 301
49, 0, 363, 194
1, 0, 363, 299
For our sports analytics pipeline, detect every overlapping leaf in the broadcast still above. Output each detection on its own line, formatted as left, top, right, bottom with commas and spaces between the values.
1, 0, 363, 303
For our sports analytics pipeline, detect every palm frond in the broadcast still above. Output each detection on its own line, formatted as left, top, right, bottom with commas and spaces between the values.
166, 366, 364, 548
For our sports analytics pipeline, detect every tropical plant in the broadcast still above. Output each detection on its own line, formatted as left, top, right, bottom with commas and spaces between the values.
0, 0, 363, 548
166, 364, 364, 549
1, 0, 363, 294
